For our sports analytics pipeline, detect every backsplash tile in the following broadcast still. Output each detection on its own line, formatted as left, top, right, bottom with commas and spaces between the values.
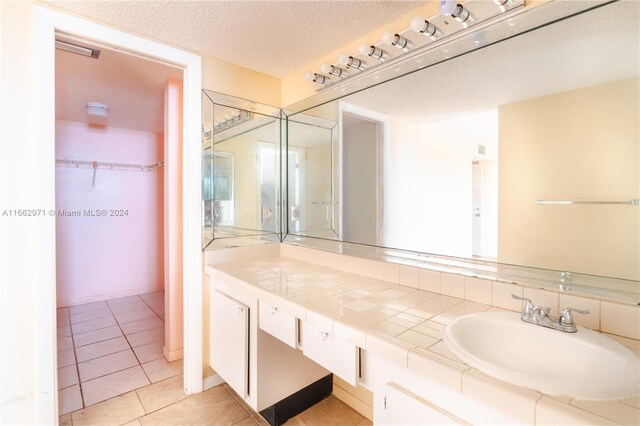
492, 281, 523, 311
419, 269, 441, 293
464, 277, 492, 304
440, 273, 465, 298
601, 301, 640, 340
399, 266, 420, 289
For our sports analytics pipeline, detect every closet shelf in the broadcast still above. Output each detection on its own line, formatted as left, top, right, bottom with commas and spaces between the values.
56, 158, 164, 172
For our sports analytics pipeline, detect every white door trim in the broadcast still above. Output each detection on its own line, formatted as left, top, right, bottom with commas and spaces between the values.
337, 101, 390, 246
32, 6, 203, 423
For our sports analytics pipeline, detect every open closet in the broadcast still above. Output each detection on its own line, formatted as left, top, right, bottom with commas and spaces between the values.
55, 36, 185, 415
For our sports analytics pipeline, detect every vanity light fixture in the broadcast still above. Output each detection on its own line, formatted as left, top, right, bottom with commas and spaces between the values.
439, 0, 458, 15
304, 71, 332, 85
493, 0, 514, 13
452, 4, 475, 27
337, 54, 368, 71
320, 63, 350, 78
213, 109, 252, 133
304, 0, 524, 89
410, 17, 442, 41
358, 43, 390, 62
382, 30, 414, 52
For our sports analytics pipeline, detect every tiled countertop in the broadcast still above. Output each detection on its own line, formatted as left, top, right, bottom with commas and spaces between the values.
205, 255, 640, 424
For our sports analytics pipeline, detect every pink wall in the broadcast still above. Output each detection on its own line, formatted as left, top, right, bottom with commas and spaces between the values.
55, 120, 164, 306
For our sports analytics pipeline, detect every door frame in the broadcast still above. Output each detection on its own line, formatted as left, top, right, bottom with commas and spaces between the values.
33, 6, 203, 422
337, 101, 390, 246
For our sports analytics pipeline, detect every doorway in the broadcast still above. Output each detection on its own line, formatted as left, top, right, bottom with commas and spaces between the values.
340, 111, 386, 246
54, 36, 186, 415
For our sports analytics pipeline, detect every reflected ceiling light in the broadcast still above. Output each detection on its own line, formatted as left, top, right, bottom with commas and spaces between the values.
493, 0, 514, 13
358, 43, 390, 62
382, 30, 413, 52
56, 39, 101, 59
439, 0, 458, 15
320, 63, 350, 78
452, 4, 475, 27
410, 16, 442, 40
214, 109, 252, 133
337, 54, 368, 71
304, 71, 332, 85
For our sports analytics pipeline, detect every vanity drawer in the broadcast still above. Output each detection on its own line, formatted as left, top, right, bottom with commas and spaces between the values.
301, 320, 359, 386
259, 300, 298, 349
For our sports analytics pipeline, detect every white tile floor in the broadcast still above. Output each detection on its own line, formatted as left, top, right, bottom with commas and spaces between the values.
57, 291, 183, 415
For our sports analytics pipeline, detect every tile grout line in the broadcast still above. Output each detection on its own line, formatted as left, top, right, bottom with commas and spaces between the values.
106, 295, 155, 386
68, 321, 87, 411
77, 348, 141, 384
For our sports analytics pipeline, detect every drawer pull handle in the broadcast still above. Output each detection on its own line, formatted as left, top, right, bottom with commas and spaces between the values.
270, 307, 278, 315
318, 331, 329, 342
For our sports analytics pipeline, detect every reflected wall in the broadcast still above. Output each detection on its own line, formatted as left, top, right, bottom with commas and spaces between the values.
286, 1, 640, 281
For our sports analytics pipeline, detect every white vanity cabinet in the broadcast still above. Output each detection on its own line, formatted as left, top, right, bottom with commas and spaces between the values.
210, 290, 250, 398
208, 276, 330, 413
373, 356, 519, 425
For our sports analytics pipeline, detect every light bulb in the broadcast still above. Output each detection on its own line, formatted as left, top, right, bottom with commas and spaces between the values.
304, 71, 314, 81
382, 30, 396, 45
411, 16, 427, 32
358, 43, 371, 56
224, 113, 232, 121
320, 63, 331, 74
411, 16, 441, 40
232, 110, 240, 117
337, 54, 349, 66
440, 0, 457, 15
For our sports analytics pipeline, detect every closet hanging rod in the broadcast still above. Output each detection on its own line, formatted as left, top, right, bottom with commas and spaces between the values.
56, 158, 163, 171
536, 199, 640, 205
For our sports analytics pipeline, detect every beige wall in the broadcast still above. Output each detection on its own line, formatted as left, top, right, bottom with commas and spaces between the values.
498, 77, 640, 280
202, 55, 280, 107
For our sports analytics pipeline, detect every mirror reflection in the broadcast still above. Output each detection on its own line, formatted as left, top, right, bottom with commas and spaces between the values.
287, 1, 639, 281
202, 96, 280, 248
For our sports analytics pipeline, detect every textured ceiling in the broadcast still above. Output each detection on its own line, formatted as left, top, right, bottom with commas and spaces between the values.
56, 44, 182, 133
46, 0, 426, 77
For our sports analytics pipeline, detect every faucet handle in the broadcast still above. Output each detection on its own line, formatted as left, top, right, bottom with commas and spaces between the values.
511, 294, 534, 316
559, 307, 590, 327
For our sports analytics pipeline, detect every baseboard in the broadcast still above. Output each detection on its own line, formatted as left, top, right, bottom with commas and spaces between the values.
203, 373, 225, 391
57, 284, 164, 308
332, 382, 373, 421
163, 345, 183, 362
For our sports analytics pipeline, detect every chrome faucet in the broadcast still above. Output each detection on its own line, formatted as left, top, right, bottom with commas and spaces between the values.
511, 294, 589, 333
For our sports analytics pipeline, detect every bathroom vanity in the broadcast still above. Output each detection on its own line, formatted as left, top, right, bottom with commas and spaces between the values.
205, 243, 640, 425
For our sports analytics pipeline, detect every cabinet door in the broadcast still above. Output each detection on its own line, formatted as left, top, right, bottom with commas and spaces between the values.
210, 290, 249, 398
384, 383, 466, 425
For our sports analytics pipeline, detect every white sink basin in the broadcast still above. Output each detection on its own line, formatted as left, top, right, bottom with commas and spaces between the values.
444, 311, 640, 400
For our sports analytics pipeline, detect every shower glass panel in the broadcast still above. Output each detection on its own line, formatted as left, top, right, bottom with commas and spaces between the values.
201, 91, 281, 249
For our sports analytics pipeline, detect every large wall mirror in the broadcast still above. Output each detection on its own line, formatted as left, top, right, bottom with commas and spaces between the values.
286, 1, 639, 283
202, 91, 282, 249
